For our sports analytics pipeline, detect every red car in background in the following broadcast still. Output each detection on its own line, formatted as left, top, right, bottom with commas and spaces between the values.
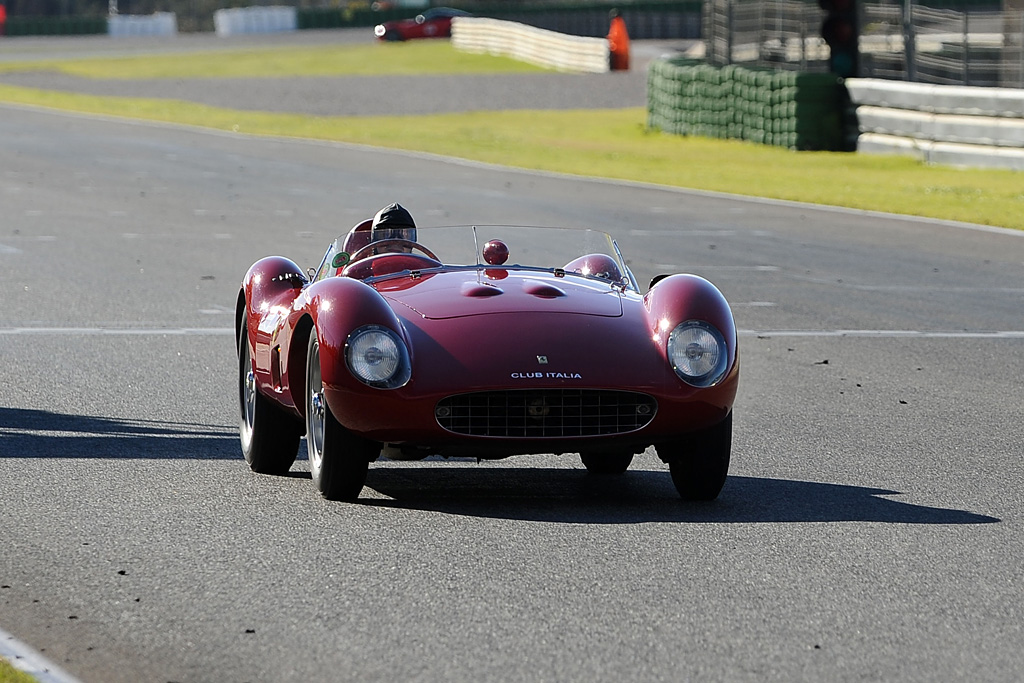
374, 7, 471, 41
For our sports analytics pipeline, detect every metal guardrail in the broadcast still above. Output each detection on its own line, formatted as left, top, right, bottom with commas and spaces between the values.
847, 77, 1024, 169
703, 0, 1024, 88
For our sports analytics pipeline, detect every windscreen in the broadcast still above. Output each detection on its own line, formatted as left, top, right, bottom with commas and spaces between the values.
314, 225, 637, 291
412, 226, 636, 290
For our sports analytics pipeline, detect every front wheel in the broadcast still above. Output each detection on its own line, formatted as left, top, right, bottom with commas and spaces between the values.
239, 330, 301, 474
306, 334, 379, 501
659, 412, 732, 501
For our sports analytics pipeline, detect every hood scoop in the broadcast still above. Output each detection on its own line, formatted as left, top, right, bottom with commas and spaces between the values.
522, 280, 566, 298
461, 282, 503, 297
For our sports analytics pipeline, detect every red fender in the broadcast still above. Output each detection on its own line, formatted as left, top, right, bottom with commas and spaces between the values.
301, 276, 411, 391
643, 274, 739, 409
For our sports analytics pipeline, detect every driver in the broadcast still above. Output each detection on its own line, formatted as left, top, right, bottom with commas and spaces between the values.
370, 203, 417, 254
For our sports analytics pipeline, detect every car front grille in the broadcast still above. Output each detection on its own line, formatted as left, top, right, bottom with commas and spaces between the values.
435, 389, 657, 438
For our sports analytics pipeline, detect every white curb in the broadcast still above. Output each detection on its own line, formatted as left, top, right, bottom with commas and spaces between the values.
0, 626, 83, 683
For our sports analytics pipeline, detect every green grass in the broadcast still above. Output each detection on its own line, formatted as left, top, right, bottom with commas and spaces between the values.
0, 41, 548, 78
1, 42, 1021, 230
0, 657, 38, 683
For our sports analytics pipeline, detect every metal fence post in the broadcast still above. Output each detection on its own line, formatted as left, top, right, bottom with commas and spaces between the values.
963, 12, 970, 86
903, 0, 917, 82
727, 0, 734, 66
800, 15, 807, 70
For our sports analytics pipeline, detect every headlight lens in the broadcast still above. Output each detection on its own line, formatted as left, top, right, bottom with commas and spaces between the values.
667, 321, 728, 387
345, 326, 411, 389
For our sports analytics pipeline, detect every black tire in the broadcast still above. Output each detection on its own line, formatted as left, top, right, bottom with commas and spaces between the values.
238, 330, 301, 474
660, 412, 732, 501
305, 334, 379, 501
579, 452, 634, 474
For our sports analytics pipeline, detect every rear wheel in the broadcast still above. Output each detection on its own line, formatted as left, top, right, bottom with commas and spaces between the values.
238, 330, 301, 474
579, 452, 634, 474
659, 412, 732, 501
306, 334, 379, 501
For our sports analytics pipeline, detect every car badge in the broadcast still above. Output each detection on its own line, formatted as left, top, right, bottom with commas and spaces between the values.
537, 356, 548, 365
332, 252, 351, 269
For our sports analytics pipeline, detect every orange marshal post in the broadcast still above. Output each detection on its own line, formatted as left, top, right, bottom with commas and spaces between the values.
607, 9, 630, 71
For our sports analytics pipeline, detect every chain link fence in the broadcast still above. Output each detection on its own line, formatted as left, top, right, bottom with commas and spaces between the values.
703, 0, 1024, 88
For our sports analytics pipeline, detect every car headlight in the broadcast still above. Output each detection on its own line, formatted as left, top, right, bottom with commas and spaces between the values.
667, 321, 728, 388
345, 325, 411, 389
374, 24, 386, 37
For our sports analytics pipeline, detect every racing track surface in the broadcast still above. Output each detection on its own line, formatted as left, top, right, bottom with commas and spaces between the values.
2, 34, 1024, 683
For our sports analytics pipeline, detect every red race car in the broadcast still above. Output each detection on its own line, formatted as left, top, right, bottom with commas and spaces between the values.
373, 7, 470, 41
237, 208, 739, 502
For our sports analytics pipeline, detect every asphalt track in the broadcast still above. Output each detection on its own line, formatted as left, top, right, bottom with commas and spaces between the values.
2, 31, 1024, 683
0, 29, 665, 114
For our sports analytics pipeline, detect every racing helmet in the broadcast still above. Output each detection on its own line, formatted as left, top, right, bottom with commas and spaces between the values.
371, 203, 417, 244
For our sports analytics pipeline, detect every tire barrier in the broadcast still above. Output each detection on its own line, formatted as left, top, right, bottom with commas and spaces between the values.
3, 15, 106, 36
647, 57, 848, 151
846, 79, 1024, 171
108, 12, 178, 37
452, 17, 610, 74
213, 6, 297, 37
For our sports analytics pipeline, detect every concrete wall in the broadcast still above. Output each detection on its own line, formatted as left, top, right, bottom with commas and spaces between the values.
452, 17, 610, 74
846, 78, 1024, 170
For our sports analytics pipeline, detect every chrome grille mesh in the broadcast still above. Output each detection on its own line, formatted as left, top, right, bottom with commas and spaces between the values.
435, 389, 657, 438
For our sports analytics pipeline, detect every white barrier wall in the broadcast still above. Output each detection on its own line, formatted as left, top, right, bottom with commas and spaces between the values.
214, 6, 297, 37
452, 17, 609, 74
108, 12, 177, 37
846, 79, 1024, 171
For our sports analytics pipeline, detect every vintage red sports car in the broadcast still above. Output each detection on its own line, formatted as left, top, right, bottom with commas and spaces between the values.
373, 7, 470, 41
236, 221, 739, 502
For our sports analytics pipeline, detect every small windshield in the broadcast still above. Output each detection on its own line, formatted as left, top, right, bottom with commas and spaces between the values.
314, 225, 637, 291
315, 239, 345, 281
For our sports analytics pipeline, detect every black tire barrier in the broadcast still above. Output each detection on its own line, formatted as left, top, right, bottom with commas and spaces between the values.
5, 15, 107, 36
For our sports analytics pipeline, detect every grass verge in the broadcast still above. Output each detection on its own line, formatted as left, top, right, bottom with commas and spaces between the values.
0, 42, 1021, 230
0, 41, 547, 78
0, 657, 38, 683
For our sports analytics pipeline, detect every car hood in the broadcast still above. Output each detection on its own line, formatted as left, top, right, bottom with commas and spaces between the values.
376, 270, 623, 320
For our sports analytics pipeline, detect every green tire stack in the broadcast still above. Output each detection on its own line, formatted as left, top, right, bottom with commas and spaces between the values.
648, 56, 846, 151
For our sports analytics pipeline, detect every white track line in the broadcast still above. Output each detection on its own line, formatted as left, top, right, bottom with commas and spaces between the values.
0, 327, 233, 335
0, 626, 83, 683
1, 327, 1023, 339
739, 329, 1024, 339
